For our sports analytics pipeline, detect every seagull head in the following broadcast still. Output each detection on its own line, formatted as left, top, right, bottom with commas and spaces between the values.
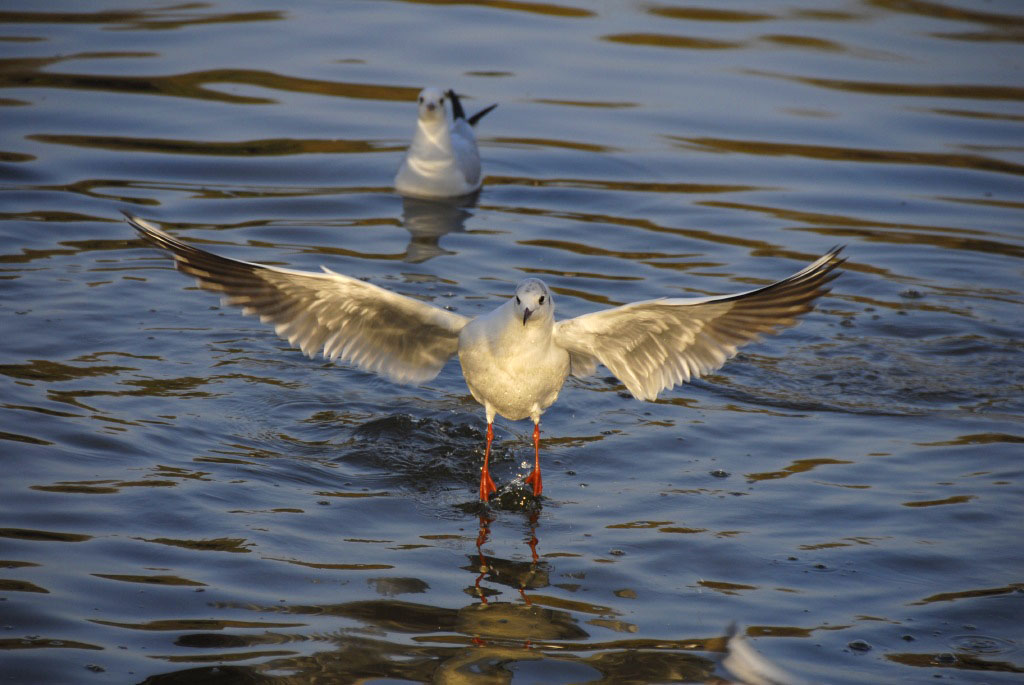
513, 278, 553, 326
416, 87, 447, 124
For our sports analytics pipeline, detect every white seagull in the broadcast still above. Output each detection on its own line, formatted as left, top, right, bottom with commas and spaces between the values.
125, 213, 843, 502
721, 624, 810, 685
394, 87, 497, 199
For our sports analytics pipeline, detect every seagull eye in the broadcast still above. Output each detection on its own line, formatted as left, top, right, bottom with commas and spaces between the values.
539, 295, 546, 305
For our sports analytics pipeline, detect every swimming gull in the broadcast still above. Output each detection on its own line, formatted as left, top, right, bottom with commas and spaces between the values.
394, 87, 496, 198
125, 213, 843, 502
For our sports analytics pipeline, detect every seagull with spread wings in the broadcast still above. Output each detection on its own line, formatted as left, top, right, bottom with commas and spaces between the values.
126, 213, 843, 502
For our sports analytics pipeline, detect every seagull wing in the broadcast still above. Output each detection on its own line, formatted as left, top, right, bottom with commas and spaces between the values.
449, 122, 482, 187
553, 248, 844, 401
126, 214, 470, 384
446, 89, 497, 127
723, 623, 810, 685
467, 103, 497, 127
446, 90, 491, 187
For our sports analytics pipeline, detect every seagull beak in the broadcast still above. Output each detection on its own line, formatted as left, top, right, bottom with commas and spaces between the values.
522, 308, 533, 325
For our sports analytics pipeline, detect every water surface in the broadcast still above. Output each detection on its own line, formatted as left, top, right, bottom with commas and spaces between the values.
2, 1, 1023, 683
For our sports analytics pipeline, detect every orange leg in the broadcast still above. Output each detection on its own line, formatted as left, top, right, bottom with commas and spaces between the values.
525, 423, 543, 497
479, 422, 497, 502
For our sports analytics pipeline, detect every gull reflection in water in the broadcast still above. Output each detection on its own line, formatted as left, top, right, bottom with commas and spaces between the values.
400, 192, 478, 263
470, 511, 544, 605
445, 511, 723, 683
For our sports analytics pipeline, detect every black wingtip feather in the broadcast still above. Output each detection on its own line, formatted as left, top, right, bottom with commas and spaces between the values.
467, 103, 497, 127
446, 89, 466, 120
714, 247, 846, 317
125, 213, 183, 254
446, 89, 496, 127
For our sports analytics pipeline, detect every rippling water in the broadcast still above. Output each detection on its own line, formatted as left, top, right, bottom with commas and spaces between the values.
2, 1, 1023, 683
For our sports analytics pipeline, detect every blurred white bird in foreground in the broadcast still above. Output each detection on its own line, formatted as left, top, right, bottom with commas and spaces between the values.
721, 624, 811, 685
126, 213, 842, 502
394, 87, 496, 198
